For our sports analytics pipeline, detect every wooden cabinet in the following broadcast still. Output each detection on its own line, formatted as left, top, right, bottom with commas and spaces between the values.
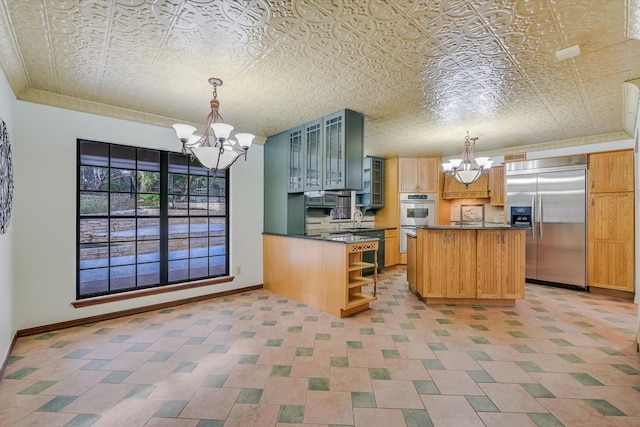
488, 166, 505, 206
422, 229, 476, 298
588, 192, 634, 293
263, 234, 378, 318
346, 240, 378, 316
385, 228, 399, 267
587, 150, 635, 294
442, 174, 489, 199
476, 230, 525, 299
399, 157, 439, 193
406, 234, 416, 293
357, 156, 384, 210
588, 150, 634, 192
416, 227, 526, 305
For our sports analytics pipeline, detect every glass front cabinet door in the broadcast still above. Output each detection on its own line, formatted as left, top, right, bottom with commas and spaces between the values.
304, 120, 323, 192
288, 126, 304, 193
323, 110, 364, 191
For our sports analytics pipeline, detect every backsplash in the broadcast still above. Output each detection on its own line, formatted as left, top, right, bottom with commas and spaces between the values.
306, 211, 375, 233
449, 199, 505, 224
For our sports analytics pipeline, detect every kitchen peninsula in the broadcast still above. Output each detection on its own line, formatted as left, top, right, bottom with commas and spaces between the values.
408, 225, 526, 306
263, 232, 379, 317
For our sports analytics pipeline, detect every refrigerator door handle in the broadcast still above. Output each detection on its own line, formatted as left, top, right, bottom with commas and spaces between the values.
539, 194, 543, 239
530, 194, 535, 238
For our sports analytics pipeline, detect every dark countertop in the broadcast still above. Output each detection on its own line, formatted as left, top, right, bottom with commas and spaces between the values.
263, 231, 380, 244
416, 224, 527, 230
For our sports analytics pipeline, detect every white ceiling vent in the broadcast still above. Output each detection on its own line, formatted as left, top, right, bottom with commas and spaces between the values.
556, 45, 580, 61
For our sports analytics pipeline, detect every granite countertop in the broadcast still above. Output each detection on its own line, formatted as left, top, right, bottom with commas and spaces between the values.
417, 224, 527, 230
263, 231, 380, 244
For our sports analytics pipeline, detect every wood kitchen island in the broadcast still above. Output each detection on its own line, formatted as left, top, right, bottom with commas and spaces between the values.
263, 232, 379, 317
407, 226, 526, 306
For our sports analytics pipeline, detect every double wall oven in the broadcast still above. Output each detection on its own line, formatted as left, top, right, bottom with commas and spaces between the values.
400, 193, 436, 252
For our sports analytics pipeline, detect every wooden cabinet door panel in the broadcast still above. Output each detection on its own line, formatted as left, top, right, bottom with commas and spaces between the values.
476, 230, 501, 298
501, 231, 526, 299
417, 157, 438, 193
587, 192, 634, 291
447, 230, 476, 298
589, 150, 634, 193
489, 166, 505, 206
424, 230, 447, 297
399, 158, 417, 192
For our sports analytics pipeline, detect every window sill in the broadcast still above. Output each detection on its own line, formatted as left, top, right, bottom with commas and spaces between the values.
72, 276, 235, 308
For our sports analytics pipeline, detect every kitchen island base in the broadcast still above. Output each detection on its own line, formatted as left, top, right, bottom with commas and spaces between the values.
263, 233, 378, 318
409, 227, 526, 306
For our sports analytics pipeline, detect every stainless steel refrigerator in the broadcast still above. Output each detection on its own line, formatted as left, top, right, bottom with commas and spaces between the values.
506, 155, 587, 288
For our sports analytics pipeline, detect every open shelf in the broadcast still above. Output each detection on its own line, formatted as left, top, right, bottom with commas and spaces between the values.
348, 261, 375, 271
346, 292, 377, 309
348, 276, 375, 289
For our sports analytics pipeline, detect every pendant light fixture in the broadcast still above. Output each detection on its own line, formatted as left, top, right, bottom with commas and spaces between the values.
441, 132, 493, 188
172, 78, 254, 173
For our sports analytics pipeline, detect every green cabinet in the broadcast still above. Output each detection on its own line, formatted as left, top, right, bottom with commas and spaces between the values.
304, 120, 323, 191
265, 131, 305, 234
356, 156, 385, 211
288, 127, 303, 193
323, 109, 364, 191
287, 109, 364, 194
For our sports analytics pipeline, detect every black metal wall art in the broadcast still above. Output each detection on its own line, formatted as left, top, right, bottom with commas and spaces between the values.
0, 119, 13, 234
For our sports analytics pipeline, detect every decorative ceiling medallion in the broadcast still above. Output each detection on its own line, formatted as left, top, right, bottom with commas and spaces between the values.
0, 119, 13, 234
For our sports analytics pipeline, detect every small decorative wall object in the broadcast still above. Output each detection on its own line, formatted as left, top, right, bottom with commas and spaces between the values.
0, 119, 13, 234
460, 204, 484, 223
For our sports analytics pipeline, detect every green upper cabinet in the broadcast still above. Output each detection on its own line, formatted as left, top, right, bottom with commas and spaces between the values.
304, 119, 323, 192
287, 109, 364, 193
356, 156, 385, 211
323, 109, 364, 191
265, 131, 305, 235
288, 126, 304, 193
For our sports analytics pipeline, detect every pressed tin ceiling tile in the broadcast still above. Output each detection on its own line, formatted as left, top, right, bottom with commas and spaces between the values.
0, 0, 639, 157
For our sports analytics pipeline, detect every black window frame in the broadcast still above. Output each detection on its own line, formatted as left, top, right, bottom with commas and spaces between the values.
76, 139, 229, 299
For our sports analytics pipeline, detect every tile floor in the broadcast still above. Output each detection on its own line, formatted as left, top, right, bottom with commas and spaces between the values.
1, 267, 640, 427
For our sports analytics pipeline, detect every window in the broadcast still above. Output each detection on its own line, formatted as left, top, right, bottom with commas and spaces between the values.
77, 140, 228, 299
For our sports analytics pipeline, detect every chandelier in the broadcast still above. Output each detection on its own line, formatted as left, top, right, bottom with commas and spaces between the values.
172, 78, 254, 173
441, 132, 493, 188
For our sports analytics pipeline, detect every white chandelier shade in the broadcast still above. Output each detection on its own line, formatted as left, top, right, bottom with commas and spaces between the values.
172, 78, 255, 173
442, 132, 493, 188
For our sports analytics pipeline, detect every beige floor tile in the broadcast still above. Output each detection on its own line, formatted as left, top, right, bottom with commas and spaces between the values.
304, 390, 353, 425
330, 366, 373, 392
429, 369, 485, 395
256, 345, 297, 365
478, 412, 539, 427
223, 363, 272, 388
11, 411, 76, 427
421, 395, 485, 427
347, 348, 386, 368
223, 403, 280, 427
261, 376, 308, 405
353, 407, 406, 427
145, 419, 200, 427
479, 383, 548, 413
179, 387, 240, 419
371, 379, 424, 409
538, 397, 619, 426
62, 382, 137, 414
529, 372, 599, 398
479, 360, 535, 383
92, 398, 162, 427
384, 358, 430, 380
436, 350, 483, 370
290, 356, 330, 378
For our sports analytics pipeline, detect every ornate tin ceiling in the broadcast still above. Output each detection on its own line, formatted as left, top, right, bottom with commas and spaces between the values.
0, 0, 639, 158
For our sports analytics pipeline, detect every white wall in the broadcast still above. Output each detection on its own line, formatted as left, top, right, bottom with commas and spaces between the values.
13, 101, 264, 330
0, 69, 16, 367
